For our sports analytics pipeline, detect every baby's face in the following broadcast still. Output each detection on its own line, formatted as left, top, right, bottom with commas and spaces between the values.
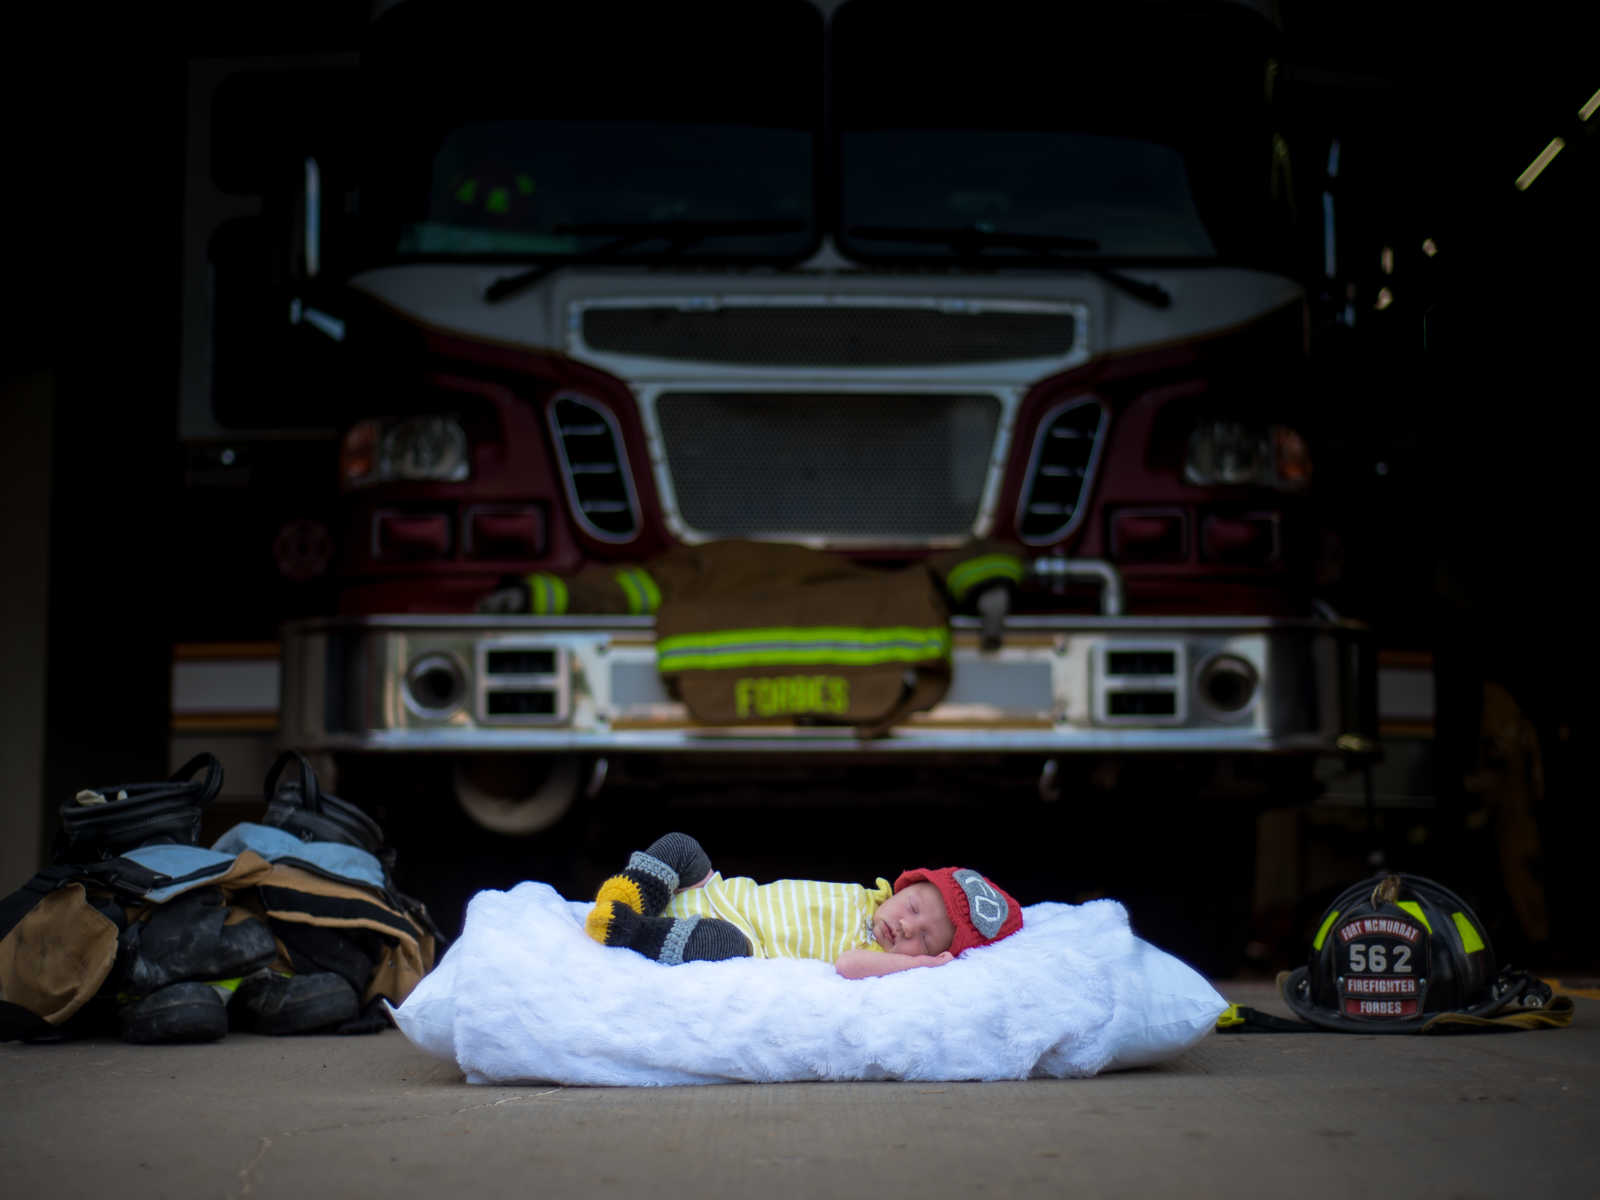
873, 881, 955, 956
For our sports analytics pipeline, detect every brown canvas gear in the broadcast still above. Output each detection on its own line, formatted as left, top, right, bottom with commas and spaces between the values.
655, 542, 952, 733
0, 884, 119, 1028
503, 538, 1025, 736
0, 849, 435, 1039
240, 862, 435, 1006
0, 851, 277, 1035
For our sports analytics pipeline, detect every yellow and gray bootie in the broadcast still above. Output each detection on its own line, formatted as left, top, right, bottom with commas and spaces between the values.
588, 904, 752, 964
585, 833, 712, 939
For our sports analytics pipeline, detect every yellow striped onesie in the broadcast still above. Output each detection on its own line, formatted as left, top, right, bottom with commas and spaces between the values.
663, 873, 893, 960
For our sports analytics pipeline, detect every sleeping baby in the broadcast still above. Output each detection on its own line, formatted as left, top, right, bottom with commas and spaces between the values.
585, 832, 1023, 977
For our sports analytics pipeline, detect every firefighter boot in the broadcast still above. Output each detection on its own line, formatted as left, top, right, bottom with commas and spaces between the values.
117, 887, 278, 998
118, 981, 229, 1044
230, 969, 361, 1036
58, 753, 223, 861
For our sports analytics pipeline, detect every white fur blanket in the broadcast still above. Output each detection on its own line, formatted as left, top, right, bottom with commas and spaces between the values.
390, 881, 1226, 1085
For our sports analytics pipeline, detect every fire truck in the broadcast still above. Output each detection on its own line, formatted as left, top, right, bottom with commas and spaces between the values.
177, 0, 1376, 844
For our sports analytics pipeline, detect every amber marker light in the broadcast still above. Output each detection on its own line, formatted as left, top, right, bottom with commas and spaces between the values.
341, 419, 380, 484
1273, 426, 1313, 486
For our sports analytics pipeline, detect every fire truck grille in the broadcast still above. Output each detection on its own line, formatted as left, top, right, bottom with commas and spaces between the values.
654, 391, 1001, 543
582, 305, 1076, 367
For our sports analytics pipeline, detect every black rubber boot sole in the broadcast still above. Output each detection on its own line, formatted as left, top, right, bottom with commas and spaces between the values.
119, 982, 228, 1044
232, 970, 359, 1035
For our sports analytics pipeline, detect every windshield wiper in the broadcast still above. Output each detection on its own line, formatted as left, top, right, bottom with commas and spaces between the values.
846, 224, 1172, 309
483, 218, 808, 304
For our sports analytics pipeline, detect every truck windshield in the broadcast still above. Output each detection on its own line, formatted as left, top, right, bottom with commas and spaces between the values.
360, 0, 821, 267
358, 0, 1291, 274
831, 0, 1293, 272
394, 119, 812, 260
841, 129, 1217, 259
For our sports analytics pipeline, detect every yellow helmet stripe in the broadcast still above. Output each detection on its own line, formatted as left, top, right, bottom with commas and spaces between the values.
1451, 911, 1486, 954
1397, 900, 1433, 934
1311, 908, 1341, 951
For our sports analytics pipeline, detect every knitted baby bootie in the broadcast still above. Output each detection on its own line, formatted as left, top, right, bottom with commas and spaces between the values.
642, 832, 713, 890
587, 903, 751, 964
587, 833, 713, 942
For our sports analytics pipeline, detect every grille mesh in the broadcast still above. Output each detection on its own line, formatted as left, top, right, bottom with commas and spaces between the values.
656, 392, 1001, 542
583, 305, 1076, 366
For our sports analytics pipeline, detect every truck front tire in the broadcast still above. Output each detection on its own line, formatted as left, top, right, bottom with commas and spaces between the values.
453, 755, 582, 836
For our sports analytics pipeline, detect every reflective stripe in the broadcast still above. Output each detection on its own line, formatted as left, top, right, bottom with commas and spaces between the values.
946, 554, 1024, 601
635, 568, 661, 613
525, 572, 568, 615
615, 570, 643, 614
1397, 900, 1432, 934
1312, 908, 1340, 951
1451, 911, 1486, 954
614, 568, 661, 615
657, 625, 950, 672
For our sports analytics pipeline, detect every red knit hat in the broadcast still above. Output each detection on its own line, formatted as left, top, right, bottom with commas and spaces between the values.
893, 867, 1023, 956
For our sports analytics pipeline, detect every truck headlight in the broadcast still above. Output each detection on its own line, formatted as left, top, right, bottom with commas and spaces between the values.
1183, 421, 1311, 490
342, 416, 471, 486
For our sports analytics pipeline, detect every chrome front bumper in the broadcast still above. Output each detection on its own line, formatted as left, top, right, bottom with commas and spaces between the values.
279, 613, 1374, 756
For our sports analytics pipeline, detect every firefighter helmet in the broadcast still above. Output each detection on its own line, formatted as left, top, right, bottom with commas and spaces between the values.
1281, 873, 1526, 1033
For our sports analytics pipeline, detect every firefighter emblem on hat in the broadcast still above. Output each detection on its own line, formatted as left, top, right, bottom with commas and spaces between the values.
953, 868, 1008, 938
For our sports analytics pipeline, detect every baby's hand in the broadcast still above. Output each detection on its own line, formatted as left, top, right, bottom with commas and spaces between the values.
835, 948, 952, 978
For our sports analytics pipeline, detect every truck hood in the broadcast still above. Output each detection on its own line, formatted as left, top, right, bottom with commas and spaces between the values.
346, 261, 1305, 389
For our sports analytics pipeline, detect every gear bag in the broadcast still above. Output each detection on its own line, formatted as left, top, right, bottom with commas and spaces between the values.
1219, 873, 1573, 1036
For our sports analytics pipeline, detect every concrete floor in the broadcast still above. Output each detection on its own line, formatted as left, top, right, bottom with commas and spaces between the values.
2, 980, 1593, 1200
